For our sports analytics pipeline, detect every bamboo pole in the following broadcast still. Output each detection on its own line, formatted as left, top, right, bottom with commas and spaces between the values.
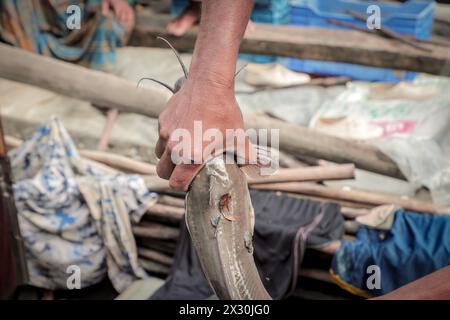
138, 247, 174, 266
5, 135, 157, 175
146, 204, 184, 222
247, 164, 355, 185
252, 182, 449, 214
157, 195, 185, 208
138, 258, 170, 275
79, 149, 157, 175
133, 222, 180, 241
137, 239, 177, 256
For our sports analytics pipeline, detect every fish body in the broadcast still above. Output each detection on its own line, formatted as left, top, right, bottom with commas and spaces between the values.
186, 156, 271, 300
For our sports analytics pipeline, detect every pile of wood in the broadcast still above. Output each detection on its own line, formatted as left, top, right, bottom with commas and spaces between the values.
15, 131, 448, 299
7, 132, 447, 297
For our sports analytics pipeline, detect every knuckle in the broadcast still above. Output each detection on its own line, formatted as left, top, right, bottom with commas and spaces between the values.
169, 178, 184, 191
159, 129, 170, 140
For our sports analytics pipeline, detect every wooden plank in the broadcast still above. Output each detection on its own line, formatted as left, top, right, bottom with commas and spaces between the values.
0, 43, 167, 118
130, 11, 450, 76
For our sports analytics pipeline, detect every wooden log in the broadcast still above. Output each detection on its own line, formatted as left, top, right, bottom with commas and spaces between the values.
131, 11, 450, 76
79, 149, 157, 175
0, 46, 404, 179
146, 204, 184, 222
138, 247, 174, 266
252, 182, 449, 214
142, 176, 171, 193
0, 43, 167, 117
157, 195, 185, 208
247, 164, 355, 184
6, 135, 156, 175
133, 222, 180, 241
139, 258, 169, 276
137, 238, 177, 256
245, 114, 405, 180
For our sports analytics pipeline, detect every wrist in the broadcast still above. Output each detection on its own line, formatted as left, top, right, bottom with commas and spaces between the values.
188, 33, 239, 90
185, 70, 236, 97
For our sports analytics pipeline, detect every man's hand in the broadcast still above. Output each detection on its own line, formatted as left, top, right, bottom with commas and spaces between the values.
156, 76, 253, 191
155, 0, 255, 190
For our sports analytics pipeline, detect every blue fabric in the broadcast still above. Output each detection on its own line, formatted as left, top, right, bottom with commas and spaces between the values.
0, 0, 125, 72
332, 210, 450, 296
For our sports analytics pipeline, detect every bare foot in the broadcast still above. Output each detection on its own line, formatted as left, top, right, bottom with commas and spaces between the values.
245, 20, 256, 36
102, 0, 135, 30
166, 2, 201, 36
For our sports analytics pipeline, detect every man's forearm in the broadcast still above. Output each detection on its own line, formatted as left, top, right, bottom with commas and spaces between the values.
189, 0, 254, 88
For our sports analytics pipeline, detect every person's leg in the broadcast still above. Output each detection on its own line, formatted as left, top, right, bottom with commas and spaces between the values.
166, 0, 201, 36
166, 0, 255, 37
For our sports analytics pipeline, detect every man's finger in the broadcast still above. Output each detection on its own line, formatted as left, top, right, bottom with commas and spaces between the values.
169, 163, 202, 191
155, 138, 166, 159
156, 149, 175, 180
234, 136, 259, 166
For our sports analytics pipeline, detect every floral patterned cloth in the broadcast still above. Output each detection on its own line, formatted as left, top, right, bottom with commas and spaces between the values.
9, 117, 157, 292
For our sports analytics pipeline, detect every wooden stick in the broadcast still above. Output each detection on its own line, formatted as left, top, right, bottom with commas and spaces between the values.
248, 164, 355, 185
5, 135, 157, 175
133, 222, 180, 241
157, 195, 185, 208
137, 239, 177, 256
97, 108, 119, 151
138, 247, 174, 266
79, 149, 157, 175
138, 258, 169, 276
252, 182, 449, 214
146, 204, 184, 222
